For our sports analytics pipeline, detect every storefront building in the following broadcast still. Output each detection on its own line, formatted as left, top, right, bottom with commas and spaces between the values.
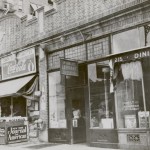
0, 47, 40, 144
46, 4, 150, 150
85, 25, 150, 149
0, 0, 150, 149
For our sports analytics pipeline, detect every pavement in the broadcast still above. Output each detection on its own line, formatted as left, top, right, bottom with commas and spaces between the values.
0, 141, 120, 150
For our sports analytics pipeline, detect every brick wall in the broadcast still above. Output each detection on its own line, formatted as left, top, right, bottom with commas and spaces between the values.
0, 14, 21, 55
44, 0, 142, 33
0, 0, 149, 55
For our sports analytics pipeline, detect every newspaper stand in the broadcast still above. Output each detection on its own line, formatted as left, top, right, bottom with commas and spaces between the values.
0, 117, 28, 144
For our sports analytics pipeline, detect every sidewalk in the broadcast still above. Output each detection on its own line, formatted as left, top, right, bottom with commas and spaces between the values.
0, 141, 120, 150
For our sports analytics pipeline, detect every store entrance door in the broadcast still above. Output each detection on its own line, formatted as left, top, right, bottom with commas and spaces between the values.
67, 87, 86, 144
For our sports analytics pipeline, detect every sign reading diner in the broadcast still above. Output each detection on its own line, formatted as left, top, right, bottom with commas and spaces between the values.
1, 48, 36, 80
114, 49, 150, 63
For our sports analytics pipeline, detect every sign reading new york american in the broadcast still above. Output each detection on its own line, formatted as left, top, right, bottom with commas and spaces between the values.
1, 48, 36, 80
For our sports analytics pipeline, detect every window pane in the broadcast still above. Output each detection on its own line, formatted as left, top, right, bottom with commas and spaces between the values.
113, 29, 140, 54
0, 97, 11, 117
66, 64, 87, 87
87, 37, 110, 60
88, 62, 115, 129
115, 61, 144, 128
48, 51, 64, 70
48, 71, 67, 128
13, 97, 26, 117
65, 45, 86, 61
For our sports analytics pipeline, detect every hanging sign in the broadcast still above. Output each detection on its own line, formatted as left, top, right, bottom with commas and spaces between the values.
113, 49, 150, 63
1, 48, 36, 80
60, 59, 78, 76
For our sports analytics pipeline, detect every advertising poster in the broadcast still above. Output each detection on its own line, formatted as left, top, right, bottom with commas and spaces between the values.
1, 48, 36, 80
7, 125, 27, 143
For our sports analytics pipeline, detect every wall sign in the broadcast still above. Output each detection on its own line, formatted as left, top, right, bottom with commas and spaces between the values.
7, 125, 27, 142
113, 49, 150, 63
1, 48, 36, 80
60, 59, 78, 76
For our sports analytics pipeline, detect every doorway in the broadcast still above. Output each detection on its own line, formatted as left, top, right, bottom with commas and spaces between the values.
67, 87, 86, 144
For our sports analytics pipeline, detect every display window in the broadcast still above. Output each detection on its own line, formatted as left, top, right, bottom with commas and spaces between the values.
88, 61, 115, 129
0, 96, 26, 117
114, 57, 150, 129
13, 97, 26, 117
48, 71, 67, 128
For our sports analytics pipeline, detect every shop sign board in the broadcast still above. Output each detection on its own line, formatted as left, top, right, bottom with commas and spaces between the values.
60, 59, 78, 76
125, 115, 137, 128
7, 125, 27, 142
138, 111, 150, 128
0, 127, 5, 137
113, 49, 150, 63
1, 48, 36, 80
123, 101, 139, 111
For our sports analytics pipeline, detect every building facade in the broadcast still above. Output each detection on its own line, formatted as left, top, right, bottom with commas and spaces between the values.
0, 0, 150, 149
0, 0, 50, 17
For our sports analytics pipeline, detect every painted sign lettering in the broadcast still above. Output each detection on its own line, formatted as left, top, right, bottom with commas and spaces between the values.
1, 48, 36, 80
7, 125, 27, 142
114, 50, 150, 63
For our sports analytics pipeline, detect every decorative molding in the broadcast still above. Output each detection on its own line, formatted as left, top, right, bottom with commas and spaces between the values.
44, 8, 57, 16
144, 25, 150, 46
53, 0, 66, 4
36, 6, 44, 13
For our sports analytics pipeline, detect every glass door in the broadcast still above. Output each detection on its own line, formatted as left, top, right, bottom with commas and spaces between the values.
66, 87, 86, 143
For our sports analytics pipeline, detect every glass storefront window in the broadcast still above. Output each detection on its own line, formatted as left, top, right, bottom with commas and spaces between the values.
66, 64, 87, 87
13, 97, 26, 117
48, 71, 67, 128
0, 97, 11, 117
88, 61, 115, 129
112, 26, 150, 129
115, 59, 150, 129
0, 96, 26, 117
